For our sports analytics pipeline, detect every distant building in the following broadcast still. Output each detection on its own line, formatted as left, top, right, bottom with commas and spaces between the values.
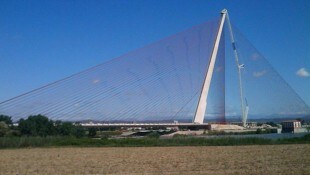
281, 120, 304, 133
230, 122, 257, 127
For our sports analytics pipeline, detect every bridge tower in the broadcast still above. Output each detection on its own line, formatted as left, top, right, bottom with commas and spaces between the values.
193, 9, 248, 126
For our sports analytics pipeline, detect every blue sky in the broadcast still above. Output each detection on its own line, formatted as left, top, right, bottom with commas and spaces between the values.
1, 0, 309, 105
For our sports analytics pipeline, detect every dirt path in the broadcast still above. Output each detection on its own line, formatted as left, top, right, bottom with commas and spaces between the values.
0, 144, 309, 174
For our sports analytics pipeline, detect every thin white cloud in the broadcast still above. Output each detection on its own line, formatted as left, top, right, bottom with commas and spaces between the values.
251, 53, 259, 61
253, 70, 267, 77
296, 68, 310, 77
92, 79, 100, 84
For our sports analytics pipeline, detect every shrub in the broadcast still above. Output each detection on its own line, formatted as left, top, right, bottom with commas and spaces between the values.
0, 122, 9, 137
74, 125, 85, 138
256, 128, 262, 134
88, 128, 97, 137
6, 130, 21, 137
18, 115, 55, 137
146, 132, 161, 139
0, 115, 12, 125
173, 134, 188, 138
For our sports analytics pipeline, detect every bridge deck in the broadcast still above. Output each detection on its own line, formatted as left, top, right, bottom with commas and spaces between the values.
81, 123, 209, 128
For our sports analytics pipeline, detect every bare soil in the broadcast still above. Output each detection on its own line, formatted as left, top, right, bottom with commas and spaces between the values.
0, 144, 309, 175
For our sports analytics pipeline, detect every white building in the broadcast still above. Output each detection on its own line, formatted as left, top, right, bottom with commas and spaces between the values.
281, 120, 304, 133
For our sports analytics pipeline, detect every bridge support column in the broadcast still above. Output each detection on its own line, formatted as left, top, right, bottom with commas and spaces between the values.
193, 9, 227, 124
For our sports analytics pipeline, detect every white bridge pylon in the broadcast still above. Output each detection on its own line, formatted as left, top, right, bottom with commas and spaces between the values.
193, 9, 247, 126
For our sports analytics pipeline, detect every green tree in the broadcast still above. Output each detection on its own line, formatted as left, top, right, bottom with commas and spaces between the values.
88, 128, 97, 137
0, 115, 13, 125
56, 122, 85, 137
18, 115, 55, 137
74, 124, 85, 138
0, 121, 9, 137
256, 128, 262, 134
17, 115, 85, 137
57, 122, 75, 136
147, 132, 161, 139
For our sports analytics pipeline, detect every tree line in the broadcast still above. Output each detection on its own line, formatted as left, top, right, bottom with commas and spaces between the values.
0, 114, 85, 137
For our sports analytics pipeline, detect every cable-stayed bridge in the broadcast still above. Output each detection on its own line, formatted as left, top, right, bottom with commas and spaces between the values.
1, 9, 309, 127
